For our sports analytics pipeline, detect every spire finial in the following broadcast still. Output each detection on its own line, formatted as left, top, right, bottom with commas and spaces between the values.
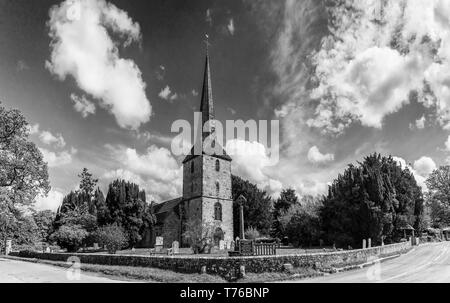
204, 33, 210, 55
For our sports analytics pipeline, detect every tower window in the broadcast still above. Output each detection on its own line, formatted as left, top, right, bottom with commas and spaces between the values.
191, 161, 194, 174
214, 202, 222, 221
216, 182, 220, 195
215, 159, 220, 172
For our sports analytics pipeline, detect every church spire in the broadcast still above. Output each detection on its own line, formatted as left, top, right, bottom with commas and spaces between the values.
200, 34, 215, 138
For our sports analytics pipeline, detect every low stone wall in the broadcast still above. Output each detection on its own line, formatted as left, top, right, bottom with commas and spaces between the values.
11, 241, 412, 280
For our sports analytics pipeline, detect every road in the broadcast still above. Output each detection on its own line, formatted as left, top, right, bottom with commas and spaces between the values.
0, 257, 128, 283
292, 242, 450, 283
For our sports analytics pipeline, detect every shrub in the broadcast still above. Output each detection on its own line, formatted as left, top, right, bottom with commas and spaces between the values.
50, 224, 88, 252
94, 224, 127, 254
182, 218, 215, 254
244, 227, 260, 240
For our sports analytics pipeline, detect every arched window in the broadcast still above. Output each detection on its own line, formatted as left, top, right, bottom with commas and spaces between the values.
216, 182, 220, 195
215, 159, 220, 172
214, 203, 222, 221
190, 161, 194, 174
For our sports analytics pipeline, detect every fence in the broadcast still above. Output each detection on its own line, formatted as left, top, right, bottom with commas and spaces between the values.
237, 240, 277, 256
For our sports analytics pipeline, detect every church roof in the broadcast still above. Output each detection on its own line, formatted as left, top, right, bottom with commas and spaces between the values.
182, 39, 232, 164
152, 197, 183, 215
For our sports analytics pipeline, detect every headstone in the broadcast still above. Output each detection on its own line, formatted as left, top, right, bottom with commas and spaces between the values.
45, 246, 51, 253
219, 240, 225, 251
362, 239, 367, 249
319, 239, 324, 247
93, 243, 99, 250
239, 265, 246, 278
368, 238, 372, 248
200, 265, 207, 274
230, 241, 235, 251
172, 241, 180, 254
5, 240, 12, 255
131, 247, 136, 251
155, 236, 164, 252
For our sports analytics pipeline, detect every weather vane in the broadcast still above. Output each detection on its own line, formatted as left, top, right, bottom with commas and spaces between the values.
204, 34, 210, 54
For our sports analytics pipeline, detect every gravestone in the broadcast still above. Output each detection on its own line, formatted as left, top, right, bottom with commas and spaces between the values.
155, 236, 164, 252
362, 239, 367, 249
368, 238, 372, 248
219, 240, 225, 251
5, 240, 12, 255
93, 243, 99, 250
230, 241, 235, 251
45, 246, 51, 253
172, 241, 179, 254
319, 239, 324, 247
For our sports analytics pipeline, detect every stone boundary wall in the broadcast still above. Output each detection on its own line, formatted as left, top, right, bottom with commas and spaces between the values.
11, 241, 412, 280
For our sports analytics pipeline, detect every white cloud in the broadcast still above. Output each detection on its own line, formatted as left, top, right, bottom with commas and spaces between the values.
307, 146, 334, 164
270, 0, 450, 134
39, 131, 66, 148
394, 155, 437, 190
34, 189, 64, 211
105, 145, 182, 201
445, 135, 450, 151
227, 18, 235, 35
158, 85, 178, 101
40, 147, 76, 167
414, 156, 437, 177
28, 124, 40, 135
70, 93, 96, 118
226, 139, 283, 197
46, 0, 151, 130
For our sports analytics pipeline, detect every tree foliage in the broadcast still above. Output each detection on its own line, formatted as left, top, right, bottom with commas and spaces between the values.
0, 102, 50, 207
231, 175, 273, 237
272, 188, 299, 238
94, 224, 127, 254
321, 153, 423, 248
426, 166, 450, 228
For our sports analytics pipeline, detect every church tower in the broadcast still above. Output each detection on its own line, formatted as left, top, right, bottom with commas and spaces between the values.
181, 43, 234, 247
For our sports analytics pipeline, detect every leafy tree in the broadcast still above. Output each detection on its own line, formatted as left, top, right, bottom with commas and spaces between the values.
232, 175, 273, 237
50, 224, 88, 252
94, 224, 127, 254
279, 198, 322, 247
426, 166, 450, 227
32, 210, 55, 242
78, 168, 98, 197
182, 218, 215, 254
321, 153, 423, 248
244, 227, 260, 240
103, 179, 148, 247
272, 188, 299, 238
0, 102, 50, 207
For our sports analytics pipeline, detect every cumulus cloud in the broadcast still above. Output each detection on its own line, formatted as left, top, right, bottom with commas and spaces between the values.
34, 189, 64, 211
394, 155, 436, 190
39, 130, 66, 148
39, 147, 77, 167
70, 93, 96, 118
227, 18, 235, 35
226, 139, 283, 197
105, 145, 182, 202
307, 146, 334, 164
411, 116, 426, 130
445, 135, 450, 151
158, 85, 178, 101
46, 0, 151, 130
270, 0, 450, 134
28, 124, 40, 135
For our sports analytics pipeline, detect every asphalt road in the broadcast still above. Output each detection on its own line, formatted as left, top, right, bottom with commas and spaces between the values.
292, 242, 450, 283
0, 257, 127, 283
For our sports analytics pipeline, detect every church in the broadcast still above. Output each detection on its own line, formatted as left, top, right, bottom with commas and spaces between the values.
143, 46, 234, 249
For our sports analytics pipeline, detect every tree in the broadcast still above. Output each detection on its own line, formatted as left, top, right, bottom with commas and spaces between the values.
426, 166, 450, 227
321, 153, 423, 248
232, 175, 273, 237
103, 179, 148, 247
272, 188, 299, 238
279, 198, 322, 247
50, 224, 88, 252
32, 210, 55, 242
94, 224, 127, 254
0, 102, 50, 207
182, 218, 215, 254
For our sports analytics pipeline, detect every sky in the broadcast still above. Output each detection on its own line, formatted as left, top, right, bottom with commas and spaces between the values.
1, 0, 450, 211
